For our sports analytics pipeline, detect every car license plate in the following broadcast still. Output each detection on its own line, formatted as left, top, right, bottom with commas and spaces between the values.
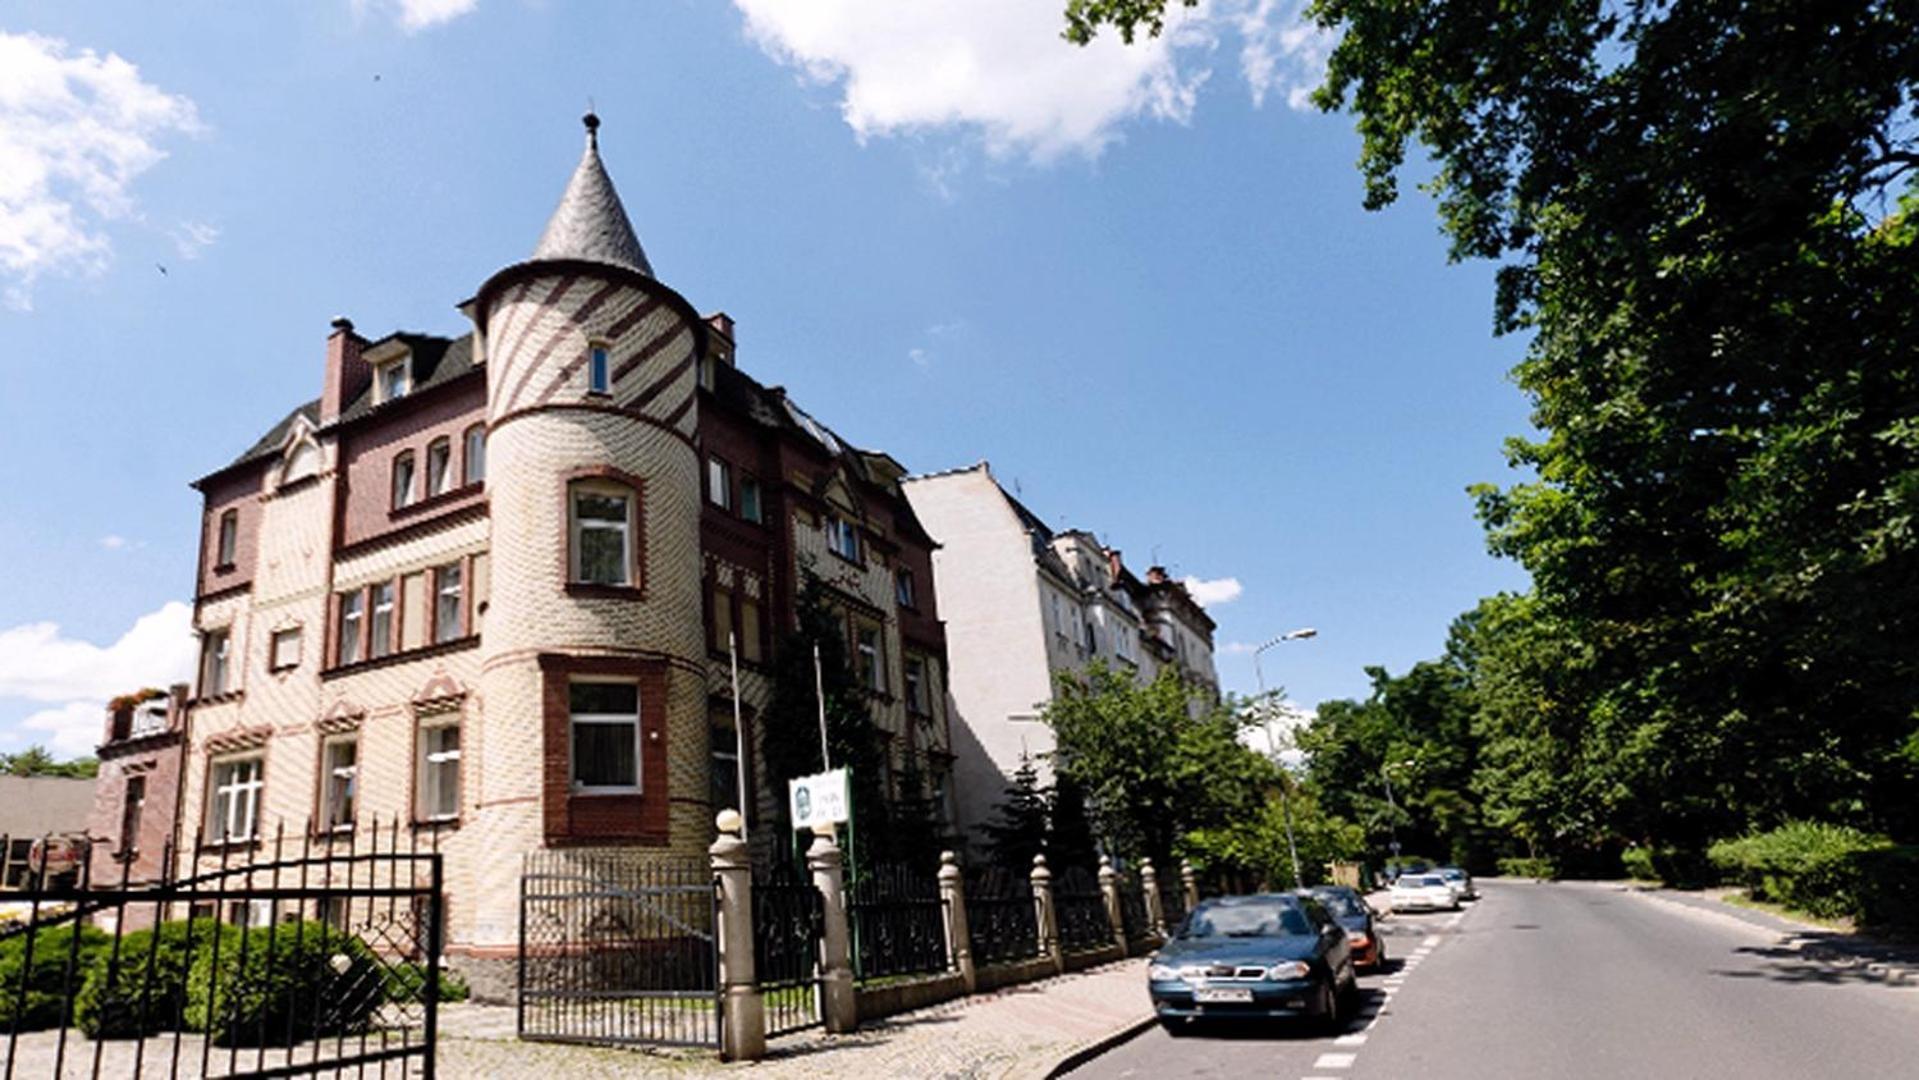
1195, 987, 1253, 1004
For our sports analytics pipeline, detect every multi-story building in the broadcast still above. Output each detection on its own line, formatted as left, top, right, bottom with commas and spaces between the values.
84, 685, 190, 900
901, 462, 1218, 841
173, 115, 951, 997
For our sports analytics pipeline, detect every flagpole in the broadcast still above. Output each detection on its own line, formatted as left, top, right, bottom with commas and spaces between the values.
813, 642, 832, 770
729, 631, 749, 845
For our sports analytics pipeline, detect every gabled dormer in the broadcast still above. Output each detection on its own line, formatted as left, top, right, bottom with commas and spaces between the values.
365, 338, 414, 406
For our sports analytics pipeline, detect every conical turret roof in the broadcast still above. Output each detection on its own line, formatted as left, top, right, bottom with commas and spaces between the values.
531, 113, 654, 277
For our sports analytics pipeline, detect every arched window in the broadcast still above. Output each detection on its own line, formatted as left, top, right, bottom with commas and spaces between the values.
569, 479, 635, 586
425, 437, 452, 498
392, 451, 417, 510
462, 425, 485, 487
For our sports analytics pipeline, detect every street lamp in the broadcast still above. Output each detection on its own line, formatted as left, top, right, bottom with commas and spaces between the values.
1252, 628, 1318, 888
1381, 758, 1416, 863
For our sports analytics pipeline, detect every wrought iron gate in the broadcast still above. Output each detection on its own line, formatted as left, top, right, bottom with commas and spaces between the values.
517, 853, 718, 1048
751, 864, 822, 1038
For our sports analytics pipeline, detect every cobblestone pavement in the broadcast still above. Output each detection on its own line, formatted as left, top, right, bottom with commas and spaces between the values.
437, 958, 1153, 1079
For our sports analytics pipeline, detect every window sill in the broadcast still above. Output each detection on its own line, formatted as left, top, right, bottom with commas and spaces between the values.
827, 549, 863, 569
412, 816, 461, 830
199, 836, 261, 854
570, 787, 643, 797
565, 582, 645, 600
390, 484, 482, 523
212, 561, 237, 574
191, 689, 245, 708
322, 635, 479, 680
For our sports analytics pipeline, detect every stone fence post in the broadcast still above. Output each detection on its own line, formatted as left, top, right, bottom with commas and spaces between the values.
938, 850, 977, 993
710, 810, 764, 1061
1031, 854, 1064, 974
808, 825, 858, 1033
1141, 858, 1166, 938
1182, 859, 1199, 913
1098, 856, 1127, 955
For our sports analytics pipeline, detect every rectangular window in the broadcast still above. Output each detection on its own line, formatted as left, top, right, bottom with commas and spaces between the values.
711, 583, 735, 654
119, 775, 146, 855
270, 627, 302, 671
740, 596, 763, 664
739, 478, 762, 524
392, 452, 416, 510
201, 629, 230, 698
369, 581, 395, 659
904, 656, 928, 714
707, 457, 731, 510
400, 572, 428, 652
337, 591, 363, 665
571, 485, 633, 585
435, 562, 464, 643
426, 438, 452, 497
826, 515, 860, 561
206, 756, 263, 844
321, 737, 358, 831
709, 721, 739, 813
1085, 619, 1098, 654
417, 722, 461, 821
856, 626, 883, 692
570, 681, 640, 791
216, 509, 238, 567
589, 345, 611, 394
463, 425, 486, 486
896, 568, 916, 609
377, 359, 410, 402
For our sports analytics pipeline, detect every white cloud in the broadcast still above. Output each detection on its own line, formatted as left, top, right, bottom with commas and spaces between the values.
908, 346, 929, 369
99, 534, 130, 550
1183, 575, 1244, 607
354, 0, 479, 31
19, 701, 109, 758
1220, 640, 1257, 655
0, 32, 203, 310
732, 0, 1330, 169
0, 601, 196, 705
168, 219, 218, 260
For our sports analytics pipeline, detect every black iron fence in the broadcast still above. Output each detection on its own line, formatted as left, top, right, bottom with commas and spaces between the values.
751, 864, 822, 1038
1118, 873, 1151, 945
1159, 880, 1189, 933
1053, 867, 1112, 954
846, 864, 947, 983
963, 867, 1038, 967
0, 818, 442, 1079
518, 852, 717, 1049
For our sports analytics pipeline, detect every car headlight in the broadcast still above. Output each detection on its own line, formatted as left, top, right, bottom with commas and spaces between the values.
1148, 964, 1181, 981
1267, 961, 1310, 980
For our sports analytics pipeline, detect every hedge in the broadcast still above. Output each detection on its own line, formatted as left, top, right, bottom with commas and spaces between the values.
381, 962, 469, 1004
0, 924, 109, 1032
1496, 857, 1557, 879
1851, 846, 1919, 933
184, 921, 385, 1047
74, 919, 240, 1039
1708, 821, 1896, 921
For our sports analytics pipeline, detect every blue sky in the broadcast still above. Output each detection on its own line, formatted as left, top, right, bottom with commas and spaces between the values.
0, 0, 1529, 757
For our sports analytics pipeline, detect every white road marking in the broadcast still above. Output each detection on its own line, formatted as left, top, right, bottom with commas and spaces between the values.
1335, 1033, 1367, 1045
1313, 1053, 1358, 1069
1422, 935, 1442, 946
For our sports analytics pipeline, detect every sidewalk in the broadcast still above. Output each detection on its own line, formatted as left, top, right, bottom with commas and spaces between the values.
1627, 884, 1919, 986
436, 958, 1154, 1079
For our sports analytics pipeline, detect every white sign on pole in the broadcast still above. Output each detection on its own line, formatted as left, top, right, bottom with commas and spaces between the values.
788, 768, 850, 830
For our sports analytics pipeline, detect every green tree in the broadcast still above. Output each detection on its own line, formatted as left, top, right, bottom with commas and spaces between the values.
0, 746, 98, 779
980, 753, 1051, 873
1184, 784, 1366, 889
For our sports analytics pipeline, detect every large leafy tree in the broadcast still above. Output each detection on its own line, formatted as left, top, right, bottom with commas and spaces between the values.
1069, 0, 1919, 849
0, 747, 97, 779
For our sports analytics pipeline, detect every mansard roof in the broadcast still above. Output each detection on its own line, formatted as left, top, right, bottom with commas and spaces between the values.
530, 113, 654, 277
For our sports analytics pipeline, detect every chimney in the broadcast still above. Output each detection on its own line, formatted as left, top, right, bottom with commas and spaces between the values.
1108, 549, 1123, 583
1147, 566, 1169, 585
321, 316, 369, 424
168, 683, 189, 730
705, 312, 736, 366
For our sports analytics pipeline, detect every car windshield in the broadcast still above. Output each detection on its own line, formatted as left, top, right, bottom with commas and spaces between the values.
1179, 899, 1313, 939
1403, 876, 1446, 888
1311, 891, 1364, 917
1440, 869, 1466, 880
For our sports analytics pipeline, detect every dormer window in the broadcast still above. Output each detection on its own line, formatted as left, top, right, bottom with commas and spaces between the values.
282, 440, 320, 485
588, 344, 611, 395
376, 358, 411, 403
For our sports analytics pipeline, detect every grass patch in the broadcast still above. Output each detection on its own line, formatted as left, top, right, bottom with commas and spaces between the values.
1721, 889, 1854, 932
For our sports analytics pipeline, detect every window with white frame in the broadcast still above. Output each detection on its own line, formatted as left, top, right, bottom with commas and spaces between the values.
739, 477, 762, 524
707, 457, 731, 510
376, 358, 410, 403
206, 755, 263, 844
570, 681, 640, 791
589, 344, 611, 394
215, 509, 238, 567
321, 736, 357, 831
201, 629, 231, 697
270, 627, 302, 671
425, 437, 452, 497
416, 721, 461, 821
570, 482, 633, 586
337, 591, 363, 665
855, 625, 884, 692
391, 451, 416, 510
434, 562, 463, 643
463, 425, 485, 486
369, 581, 395, 659
895, 568, 916, 609
826, 514, 860, 561
904, 655, 929, 714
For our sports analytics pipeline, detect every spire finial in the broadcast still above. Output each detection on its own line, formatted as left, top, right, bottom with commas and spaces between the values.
583, 107, 600, 149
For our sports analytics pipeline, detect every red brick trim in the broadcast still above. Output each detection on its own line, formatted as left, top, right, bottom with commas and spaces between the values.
536, 653, 670, 845
490, 402, 697, 453
320, 634, 479, 681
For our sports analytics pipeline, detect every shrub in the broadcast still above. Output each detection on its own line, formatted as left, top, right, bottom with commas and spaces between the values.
0, 923, 109, 1032
74, 919, 240, 1039
1852, 846, 1919, 934
1621, 846, 1657, 882
1496, 857, 1558, 879
184, 921, 385, 1047
1708, 821, 1895, 919
381, 962, 469, 1004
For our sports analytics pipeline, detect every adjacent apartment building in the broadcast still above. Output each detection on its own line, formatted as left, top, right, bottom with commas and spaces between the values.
170, 115, 951, 995
901, 462, 1218, 840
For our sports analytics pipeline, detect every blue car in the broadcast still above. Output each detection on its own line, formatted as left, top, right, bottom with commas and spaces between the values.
1147, 893, 1359, 1035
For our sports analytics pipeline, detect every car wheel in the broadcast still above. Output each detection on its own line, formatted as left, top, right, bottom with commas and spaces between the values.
1315, 977, 1343, 1034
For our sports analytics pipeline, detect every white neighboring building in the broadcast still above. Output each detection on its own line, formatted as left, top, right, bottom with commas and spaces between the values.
902, 462, 1220, 840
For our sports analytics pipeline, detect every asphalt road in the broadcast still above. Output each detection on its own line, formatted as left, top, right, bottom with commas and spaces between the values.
1069, 879, 1919, 1079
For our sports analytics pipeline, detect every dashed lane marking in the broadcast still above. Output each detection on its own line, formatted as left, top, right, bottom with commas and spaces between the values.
1335, 1033, 1367, 1046
1422, 935, 1442, 946
1313, 1052, 1358, 1069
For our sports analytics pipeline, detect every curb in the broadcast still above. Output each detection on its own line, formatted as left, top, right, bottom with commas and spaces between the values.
1008, 1012, 1157, 1080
